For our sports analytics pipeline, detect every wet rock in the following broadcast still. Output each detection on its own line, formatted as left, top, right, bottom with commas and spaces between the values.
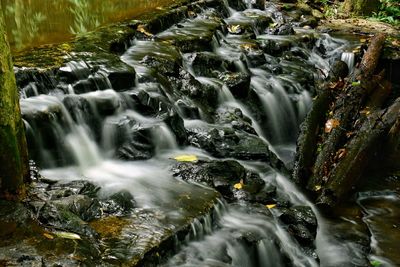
260, 39, 292, 56
106, 68, 136, 91
114, 124, 156, 160
279, 206, 317, 236
186, 52, 232, 77
100, 190, 136, 216
140, 55, 180, 77
63, 95, 98, 130
226, 0, 247, 11
176, 99, 201, 119
219, 71, 251, 99
143, 6, 188, 34
82, 90, 121, 116
38, 202, 98, 237
131, 88, 172, 116
169, 69, 219, 114
57, 61, 92, 84
267, 23, 295, 35
48, 180, 101, 198
299, 15, 318, 28
328, 60, 349, 82
187, 126, 273, 162
54, 195, 103, 221
161, 109, 188, 145
215, 106, 256, 135
172, 160, 265, 199
156, 14, 222, 53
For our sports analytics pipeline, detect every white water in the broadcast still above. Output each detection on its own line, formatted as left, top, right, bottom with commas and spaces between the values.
19, 1, 375, 266
341, 51, 355, 73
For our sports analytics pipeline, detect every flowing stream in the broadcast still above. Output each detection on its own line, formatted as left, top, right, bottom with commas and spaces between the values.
14, 0, 397, 266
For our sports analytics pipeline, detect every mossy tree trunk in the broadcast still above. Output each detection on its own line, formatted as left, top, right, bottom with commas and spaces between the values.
0, 13, 29, 197
343, 0, 380, 16
293, 34, 400, 207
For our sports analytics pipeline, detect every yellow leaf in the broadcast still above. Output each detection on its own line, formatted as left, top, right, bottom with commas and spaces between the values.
174, 155, 198, 162
43, 233, 54, 240
137, 25, 153, 37
234, 183, 243, 189
314, 185, 322, 191
266, 204, 276, 209
53, 231, 81, 240
324, 119, 340, 133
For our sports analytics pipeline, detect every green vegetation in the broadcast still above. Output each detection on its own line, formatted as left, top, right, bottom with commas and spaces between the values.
372, 0, 400, 25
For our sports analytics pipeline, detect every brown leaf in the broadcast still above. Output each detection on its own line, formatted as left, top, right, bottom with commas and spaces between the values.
325, 119, 340, 133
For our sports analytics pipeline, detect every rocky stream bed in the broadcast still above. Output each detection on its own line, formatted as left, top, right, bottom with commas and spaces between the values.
0, 0, 399, 266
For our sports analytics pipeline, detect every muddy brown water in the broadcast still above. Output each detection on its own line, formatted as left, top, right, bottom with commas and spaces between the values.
1, 0, 182, 51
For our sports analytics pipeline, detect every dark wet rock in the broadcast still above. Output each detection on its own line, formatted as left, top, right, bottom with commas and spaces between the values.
215, 106, 256, 135
106, 68, 136, 91
53, 195, 103, 221
100, 190, 136, 216
186, 52, 233, 77
219, 71, 251, 99
38, 202, 98, 237
260, 39, 293, 56
161, 109, 188, 145
299, 15, 318, 28
227, 0, 247, 11
169, 69, 219, 115
0, 201, 33, 231
279, 206, 318, 235
62, 95, 97, 128
172, 160, 265, 200
140, 55, 181, 77
130, 88, 172, 116
186, 127, 286, 170
155, 14, 222, 53
267, 23, 295, 35
141, 6, 188, 35
57, 61, 92, 84
80, 90, 121, 116
48, 180, 101, 199
252, 0, 265, 10
176, 99, 201, 119
328, 59, 349, 82
111, 122, 155, 160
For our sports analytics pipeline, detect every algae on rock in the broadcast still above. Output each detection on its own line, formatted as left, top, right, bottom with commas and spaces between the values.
0, 14, 29, 196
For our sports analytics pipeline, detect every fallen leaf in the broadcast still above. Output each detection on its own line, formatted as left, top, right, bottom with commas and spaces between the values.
227, 24, 242, 34
234, 183, 243, 189
314, 185, 322, 191
174, 155, 198, 162
325, 119, 340, 133
53, 231, 81, 240
137, 25, 153, 37
43, 233, 54, 240
234, 179, 244, 190
370, 260, 382, 267
266, 204, 276, 209
337, 148, 346, 159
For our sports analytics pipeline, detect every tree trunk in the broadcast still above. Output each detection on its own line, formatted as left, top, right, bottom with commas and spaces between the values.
0, 13, 29, 197
343, 0, 380, 16
292, 33, 399, 207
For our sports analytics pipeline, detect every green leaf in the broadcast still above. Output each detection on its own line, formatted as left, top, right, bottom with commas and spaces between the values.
352, 81, 361, 86
370, 260, 382, 267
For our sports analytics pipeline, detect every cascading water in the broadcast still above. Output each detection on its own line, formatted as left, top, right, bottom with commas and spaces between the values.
15, 0, 389, 266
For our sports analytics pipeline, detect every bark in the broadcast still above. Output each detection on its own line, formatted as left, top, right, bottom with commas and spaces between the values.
0, 13, 29, 197
292, 33, 398, 207
343, 0, 380, 16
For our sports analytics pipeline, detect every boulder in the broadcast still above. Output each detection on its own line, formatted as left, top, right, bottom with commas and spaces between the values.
219, 71, 251, 99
